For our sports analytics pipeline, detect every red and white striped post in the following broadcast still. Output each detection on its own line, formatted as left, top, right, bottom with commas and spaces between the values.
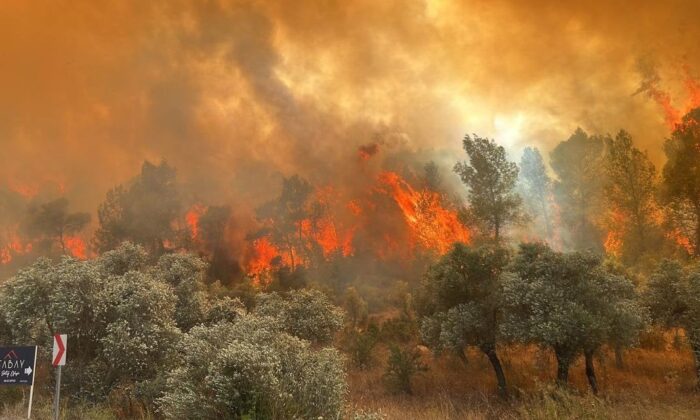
52, 334, 66, 420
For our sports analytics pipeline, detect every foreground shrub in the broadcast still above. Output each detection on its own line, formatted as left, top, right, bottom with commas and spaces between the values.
157, 315, 347, 419
383, 345, 427, 394
348, 330, 378, 369
255, 288, 344, 344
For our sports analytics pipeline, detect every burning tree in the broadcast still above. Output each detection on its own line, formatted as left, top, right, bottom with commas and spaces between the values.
21, 197, 90, 258
661, 107, 700, 257
603, 130, 660, 263
454, 135, 523, 244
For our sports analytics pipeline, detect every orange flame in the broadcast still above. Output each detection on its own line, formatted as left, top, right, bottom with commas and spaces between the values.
0, 233, 33, 265
603, 208, 626, 257
666, 228, 694, 256
378, 171, 470, 254
647, 69, 700, 129
64, 236, 87, 259
185, 204, 207, 241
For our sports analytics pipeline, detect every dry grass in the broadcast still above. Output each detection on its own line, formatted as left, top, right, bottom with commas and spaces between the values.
3, 341, 700, 419
348, 343, 700, 419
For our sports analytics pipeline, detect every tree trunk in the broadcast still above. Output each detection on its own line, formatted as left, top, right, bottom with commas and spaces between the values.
694, 202, 700, 258
481, 344, 507, 397
689, 338, 700, 388
555, 349, 571, 386
696, 216, 700, 258
584, 350, 599, 395
614, 345, 625, 369
457, 348, 469, 366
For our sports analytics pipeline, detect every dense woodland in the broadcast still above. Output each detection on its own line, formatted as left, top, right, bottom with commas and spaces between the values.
1, 108, 700, 418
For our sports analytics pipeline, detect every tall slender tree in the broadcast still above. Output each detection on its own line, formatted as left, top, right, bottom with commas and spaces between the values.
603, 130, 659, 262
661, 108, 700, 257
519, 147, 553, 241
454, 135, 522, 243
550, 128, 606, 251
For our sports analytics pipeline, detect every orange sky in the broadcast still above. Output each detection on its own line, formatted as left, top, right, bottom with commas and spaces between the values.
1, 0, 700, 214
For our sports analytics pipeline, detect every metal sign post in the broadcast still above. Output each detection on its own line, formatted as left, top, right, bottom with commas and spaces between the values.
0, 346, 38, 418
27, 346, 37, 419
52, 334, 67, 420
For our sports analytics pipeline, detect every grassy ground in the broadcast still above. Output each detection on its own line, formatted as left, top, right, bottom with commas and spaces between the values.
348, 343, 700, 419
3, 343, 700, 419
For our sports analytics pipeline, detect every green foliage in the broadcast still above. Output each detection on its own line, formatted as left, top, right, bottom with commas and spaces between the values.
644, 259, 687, 329
417, 244, 508, 351
255, 288, 344, 344
157, 316, 347, 419
98, 271, 180, 380
383, 345, 427, 394
417, 243, 509, 393
0, 242, 211, 400
501, 243, 646, 385
454, 135, 523, 243
153, 253, 209, 331
348, 330, 378, 369
644, 260, 700, 382
550, 128, 605, 251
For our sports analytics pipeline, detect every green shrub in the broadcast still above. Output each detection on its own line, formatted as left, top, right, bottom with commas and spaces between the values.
348, 330, 378, 369
157, 315, 347, 419
256, 288, 344, 344
383, 345, 427, 394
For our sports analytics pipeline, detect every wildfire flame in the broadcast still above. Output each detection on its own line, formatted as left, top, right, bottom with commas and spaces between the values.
666, 228, 694, 256
645, 69, 700, 129
186, 204, 207, 241
64, 236, 87, 260
603, 207, 626, 257
378, 171, 470, 254
0, 232, 33, 265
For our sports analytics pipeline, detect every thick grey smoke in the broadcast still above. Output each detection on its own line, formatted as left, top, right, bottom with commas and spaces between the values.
1, 0, 699, 219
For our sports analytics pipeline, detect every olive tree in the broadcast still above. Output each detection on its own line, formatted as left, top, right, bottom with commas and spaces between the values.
416, 243, 509, 395
502, 243, 645, 393
645, 260, 700, 384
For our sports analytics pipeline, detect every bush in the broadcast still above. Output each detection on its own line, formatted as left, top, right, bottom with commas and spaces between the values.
157, 315, 347, 419
383, 345, 427, 394
256, 288, 344, 344
380, 316, 417, 343
348, 330, 378, 369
